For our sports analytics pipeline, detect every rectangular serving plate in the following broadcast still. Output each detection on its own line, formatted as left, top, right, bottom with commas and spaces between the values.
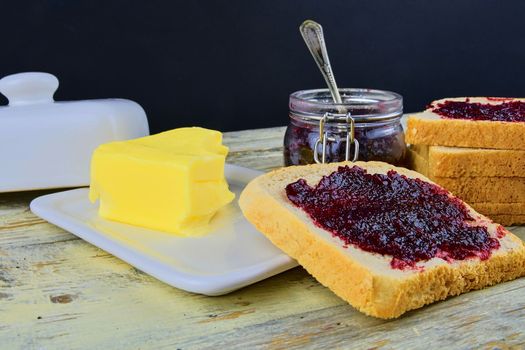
30, 164, 298, 296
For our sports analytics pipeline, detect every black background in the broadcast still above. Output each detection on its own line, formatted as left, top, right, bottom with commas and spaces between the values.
2, 0, 525, 133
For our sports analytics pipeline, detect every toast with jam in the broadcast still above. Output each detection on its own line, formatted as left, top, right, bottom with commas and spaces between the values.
405, 97, 525, 150
239, 161, 525, 319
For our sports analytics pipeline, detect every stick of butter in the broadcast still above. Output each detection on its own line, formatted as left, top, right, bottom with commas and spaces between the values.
89, 127, 235, 235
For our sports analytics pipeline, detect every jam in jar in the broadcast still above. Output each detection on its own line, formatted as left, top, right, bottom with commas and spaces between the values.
284, 89, 406, 166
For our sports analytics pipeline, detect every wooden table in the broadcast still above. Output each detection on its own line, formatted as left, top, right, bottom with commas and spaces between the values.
1, 127, 524, 349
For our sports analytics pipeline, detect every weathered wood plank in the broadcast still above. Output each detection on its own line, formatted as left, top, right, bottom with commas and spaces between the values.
1, 126, 524, 349
224, 126, 285, 171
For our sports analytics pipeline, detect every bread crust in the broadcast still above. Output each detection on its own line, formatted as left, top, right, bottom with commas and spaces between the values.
435, 177, 525, 204
472, 202, 525, 215
239, 161, 525, 319
486, 214, 525, 226
410, 144, 525, 178
406, 115, 525, 150
407, 147, 525, 203
471, 203, 525, 225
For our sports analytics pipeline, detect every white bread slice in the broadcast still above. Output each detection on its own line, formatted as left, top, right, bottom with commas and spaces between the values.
405, 97, 525, 150
407, 145, 525, 224
473, 202, 525, 215
407, 146, 525, 203
239, 161, 525, 319
410, 144, 525, 178
432, 177, 525, 204
489, 214, 525, 227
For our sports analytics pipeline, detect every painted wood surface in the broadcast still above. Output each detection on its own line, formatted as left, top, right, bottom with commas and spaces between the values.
1, 126, 524, 350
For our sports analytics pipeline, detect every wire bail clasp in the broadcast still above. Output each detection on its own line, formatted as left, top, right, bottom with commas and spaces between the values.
313, 112, 360, 164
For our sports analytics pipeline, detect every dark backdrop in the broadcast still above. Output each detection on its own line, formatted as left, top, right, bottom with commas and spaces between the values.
2, 0, 525, 133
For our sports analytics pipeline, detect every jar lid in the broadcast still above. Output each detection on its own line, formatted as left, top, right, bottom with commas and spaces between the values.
289, 88, 403, 122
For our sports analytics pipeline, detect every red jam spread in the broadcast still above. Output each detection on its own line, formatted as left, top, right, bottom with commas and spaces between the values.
285, 166, 500, 270
431, 99, 525, 122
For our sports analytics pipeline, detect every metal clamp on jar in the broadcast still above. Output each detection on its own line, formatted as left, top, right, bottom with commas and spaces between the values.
284, 88, 405, 166
313, 112, 359, 164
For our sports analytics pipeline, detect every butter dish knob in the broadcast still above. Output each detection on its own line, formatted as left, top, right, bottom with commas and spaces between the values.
0, 72, 59, 106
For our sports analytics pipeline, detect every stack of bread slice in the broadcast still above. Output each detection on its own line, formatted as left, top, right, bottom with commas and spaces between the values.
406, 97, 525, 226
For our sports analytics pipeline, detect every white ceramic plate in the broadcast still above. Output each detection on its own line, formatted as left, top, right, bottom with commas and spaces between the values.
30, 164, 298, 296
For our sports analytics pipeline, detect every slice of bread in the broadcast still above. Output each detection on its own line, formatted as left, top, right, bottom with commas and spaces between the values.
434, 177, 525, 203
471, 202, 525, 226
473, 202, 525, 215
488, 214, 525, 227
410, 144, 525, 178
239, 161, 525, 319
405, 97, 525, 150
407, 147, 525, 203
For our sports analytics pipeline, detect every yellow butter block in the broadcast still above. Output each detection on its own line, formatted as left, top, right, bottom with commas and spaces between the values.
89, 127, 235, 234
132, 127, 229, 156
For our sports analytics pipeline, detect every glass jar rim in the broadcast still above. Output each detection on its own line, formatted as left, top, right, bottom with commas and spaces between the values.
289, 88, 403, 122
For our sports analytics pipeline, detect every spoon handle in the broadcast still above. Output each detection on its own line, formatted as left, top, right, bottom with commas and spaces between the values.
299, 20, 343, 104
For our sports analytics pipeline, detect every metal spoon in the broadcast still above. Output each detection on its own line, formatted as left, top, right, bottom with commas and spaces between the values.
299, 19, 343, 104
300, 19, 359, 163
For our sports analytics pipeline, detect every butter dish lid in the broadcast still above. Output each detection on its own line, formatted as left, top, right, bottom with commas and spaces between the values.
0, 71, 59, 107
0, 72, 150, 192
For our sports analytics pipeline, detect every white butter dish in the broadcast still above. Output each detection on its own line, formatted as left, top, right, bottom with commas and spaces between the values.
0, 72, 149, 192
30, 164, 298, 295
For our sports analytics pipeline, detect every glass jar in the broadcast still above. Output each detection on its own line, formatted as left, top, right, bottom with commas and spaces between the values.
284, 88, 405, 166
